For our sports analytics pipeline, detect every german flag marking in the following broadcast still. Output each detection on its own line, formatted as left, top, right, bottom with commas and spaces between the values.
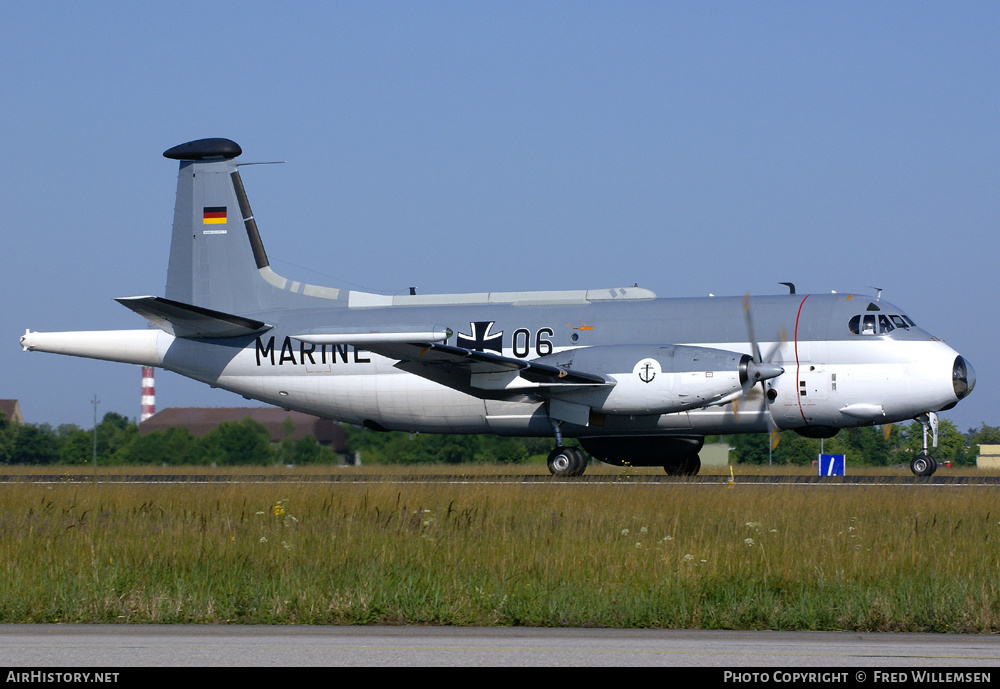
202, 206, 227, 224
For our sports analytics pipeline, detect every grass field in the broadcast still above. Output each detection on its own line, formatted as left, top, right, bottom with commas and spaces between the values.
1, 466, 997, 630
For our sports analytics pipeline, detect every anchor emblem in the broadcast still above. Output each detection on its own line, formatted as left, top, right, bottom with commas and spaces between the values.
634, 358, 661, 384
638, 362, 656, 383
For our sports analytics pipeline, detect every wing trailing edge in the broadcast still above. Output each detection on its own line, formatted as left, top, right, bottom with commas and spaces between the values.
292, 328, 452, 346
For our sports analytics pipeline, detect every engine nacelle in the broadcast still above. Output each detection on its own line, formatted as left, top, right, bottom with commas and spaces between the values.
545, 344, 780, 416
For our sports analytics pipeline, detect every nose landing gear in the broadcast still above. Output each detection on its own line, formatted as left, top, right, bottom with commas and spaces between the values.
910, 412, 939, 477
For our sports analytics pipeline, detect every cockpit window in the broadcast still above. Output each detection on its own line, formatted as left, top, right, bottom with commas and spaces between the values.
849, 313, 915, 335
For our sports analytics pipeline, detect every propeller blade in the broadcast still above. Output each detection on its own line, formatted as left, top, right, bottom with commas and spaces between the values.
741, 293, 787, 451
882, 423, 893, 442
742, 293, 763, 363
761, 325, 788, 365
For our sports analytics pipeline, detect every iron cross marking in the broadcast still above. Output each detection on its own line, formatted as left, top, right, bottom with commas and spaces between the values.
457, 321, 503, 353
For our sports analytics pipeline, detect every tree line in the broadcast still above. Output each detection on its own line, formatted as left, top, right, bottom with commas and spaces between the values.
0, 410, 997, 467
728, 418, 998, 467
0, 412, 337, 466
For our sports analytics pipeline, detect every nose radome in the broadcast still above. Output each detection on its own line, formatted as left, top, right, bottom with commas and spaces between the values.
953, 356, 975, 400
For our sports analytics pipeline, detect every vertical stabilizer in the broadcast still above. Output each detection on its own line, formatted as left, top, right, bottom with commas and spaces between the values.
163, 138, 342, 315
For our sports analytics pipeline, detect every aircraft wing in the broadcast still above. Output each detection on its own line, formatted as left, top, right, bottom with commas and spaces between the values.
290, 331, 610, 394
363, 341, 612, 394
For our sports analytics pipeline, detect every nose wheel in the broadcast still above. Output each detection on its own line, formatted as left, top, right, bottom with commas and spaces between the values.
910, 452, 937, 477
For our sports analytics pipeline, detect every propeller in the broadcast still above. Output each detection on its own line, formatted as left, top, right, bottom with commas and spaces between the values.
737, 293, 787, 449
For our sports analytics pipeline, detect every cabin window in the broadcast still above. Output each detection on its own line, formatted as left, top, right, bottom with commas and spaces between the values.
849, 315, 877, 334
849, 313, 916, 335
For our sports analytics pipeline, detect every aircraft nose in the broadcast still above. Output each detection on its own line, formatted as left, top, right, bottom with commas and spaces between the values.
953, 355, 975, 400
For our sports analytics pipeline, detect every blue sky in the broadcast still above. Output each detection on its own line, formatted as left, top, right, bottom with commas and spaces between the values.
3, 2, 997, 433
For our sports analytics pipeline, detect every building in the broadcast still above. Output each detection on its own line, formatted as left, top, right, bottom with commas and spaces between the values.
0, 400, 23, 426
701, 442, 730, 467
977, 444, 1000, 470
139, 407, 347, 452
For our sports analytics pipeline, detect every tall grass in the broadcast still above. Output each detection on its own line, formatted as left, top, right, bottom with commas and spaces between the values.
0, 479, 997, 630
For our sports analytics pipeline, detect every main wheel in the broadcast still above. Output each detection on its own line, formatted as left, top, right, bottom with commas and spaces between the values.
682, 454, 701, 476
548, 446, 587, 477
664, 454, 701, 476
910, 452, 937, 477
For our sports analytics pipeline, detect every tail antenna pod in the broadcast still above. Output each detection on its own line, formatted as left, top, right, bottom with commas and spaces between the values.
163, 138, 242, 161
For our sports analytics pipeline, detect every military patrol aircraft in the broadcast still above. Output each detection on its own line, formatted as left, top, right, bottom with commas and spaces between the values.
21, 138, 975, 476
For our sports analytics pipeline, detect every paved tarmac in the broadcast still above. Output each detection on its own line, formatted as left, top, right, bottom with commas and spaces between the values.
1, 625, 999, 667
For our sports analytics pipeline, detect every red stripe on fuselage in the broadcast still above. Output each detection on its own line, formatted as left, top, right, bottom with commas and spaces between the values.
793, 295, 810, 426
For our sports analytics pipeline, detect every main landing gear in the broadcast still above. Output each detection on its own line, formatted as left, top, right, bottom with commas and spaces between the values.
910, 412, 939, 477
545, 420, 704, 477
547, 419, 589, 477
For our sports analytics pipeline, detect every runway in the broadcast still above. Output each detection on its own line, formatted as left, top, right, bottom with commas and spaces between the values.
2, 625, 999, 667
1, 472, 998, 486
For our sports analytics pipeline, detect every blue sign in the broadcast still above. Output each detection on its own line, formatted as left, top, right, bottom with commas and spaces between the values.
818, 454, 845, 476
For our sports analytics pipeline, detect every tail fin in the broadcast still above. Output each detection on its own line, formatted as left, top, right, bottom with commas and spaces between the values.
163, 138, 343, 315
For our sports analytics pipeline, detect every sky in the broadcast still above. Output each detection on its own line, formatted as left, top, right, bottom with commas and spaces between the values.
2, 2, 998, 434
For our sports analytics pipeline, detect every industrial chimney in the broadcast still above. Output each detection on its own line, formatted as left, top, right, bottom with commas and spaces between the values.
141, 366, 155, 422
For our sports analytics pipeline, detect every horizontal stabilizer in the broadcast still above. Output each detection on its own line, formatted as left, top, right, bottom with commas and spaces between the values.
116, 296, 272, 339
